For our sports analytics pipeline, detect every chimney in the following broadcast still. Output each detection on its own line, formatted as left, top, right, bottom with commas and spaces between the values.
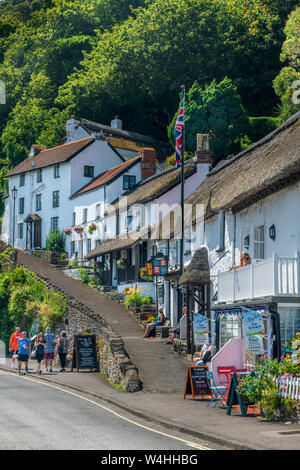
66, 115, 78, 142
195, 134, 213, 164
30, 144, 46, 157
140, 148, 156, 179
111, 116, 123, 130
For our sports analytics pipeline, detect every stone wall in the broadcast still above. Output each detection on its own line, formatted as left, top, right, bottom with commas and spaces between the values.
32, 250, 67, 265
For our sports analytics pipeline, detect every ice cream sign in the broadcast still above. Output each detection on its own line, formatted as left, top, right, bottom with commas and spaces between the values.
242, 308, 265, 354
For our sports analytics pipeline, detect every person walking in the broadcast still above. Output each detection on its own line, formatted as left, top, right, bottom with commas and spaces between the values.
44, 327, 56, 372
17, 331, 31, 375
34, 332, 46, 374
9, 327, 22, 369
57, 331, 69, 372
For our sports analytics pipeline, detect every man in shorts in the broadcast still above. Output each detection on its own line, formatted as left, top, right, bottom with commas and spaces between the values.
9, 327, 22, 369
17, 331, 31, 375
44, 327, 56, 372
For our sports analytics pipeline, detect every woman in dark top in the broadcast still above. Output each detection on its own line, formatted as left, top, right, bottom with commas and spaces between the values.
34, 332, 46, 374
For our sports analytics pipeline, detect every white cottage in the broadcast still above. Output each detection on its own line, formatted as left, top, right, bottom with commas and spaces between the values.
160, 111, 300, 359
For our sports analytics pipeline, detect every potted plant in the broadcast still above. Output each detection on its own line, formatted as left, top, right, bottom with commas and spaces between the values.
63, 228, 72, 236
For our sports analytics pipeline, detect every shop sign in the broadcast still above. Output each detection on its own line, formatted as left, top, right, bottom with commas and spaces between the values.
242, 308, 265, 354
193, 313, 209, 346
152, 252, 168, 276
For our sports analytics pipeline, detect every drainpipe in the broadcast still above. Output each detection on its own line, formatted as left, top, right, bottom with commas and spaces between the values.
232, 212, 236, 266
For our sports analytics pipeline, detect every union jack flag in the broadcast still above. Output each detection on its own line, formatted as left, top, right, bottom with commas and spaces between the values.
174, 96, 184, 168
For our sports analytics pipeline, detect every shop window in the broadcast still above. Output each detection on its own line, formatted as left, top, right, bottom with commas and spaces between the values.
278, 308, 300, 352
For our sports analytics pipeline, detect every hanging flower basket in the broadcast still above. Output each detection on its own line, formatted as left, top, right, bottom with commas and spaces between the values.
140, 266, 153, 281
63, 228, 72, 236
88, 223, 97, 235
117, 258, 128, 270
74, 225, 84, 234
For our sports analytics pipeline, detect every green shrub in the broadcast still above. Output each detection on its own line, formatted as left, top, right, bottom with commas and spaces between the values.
142, 296, 154, 304
45, 229, 66, 252
60, 253, 67, 260
77, 267, 91, 284
124, 292, 143, 309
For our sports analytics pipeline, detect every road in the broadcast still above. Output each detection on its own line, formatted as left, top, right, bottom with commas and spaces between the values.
0, 371, 229, 451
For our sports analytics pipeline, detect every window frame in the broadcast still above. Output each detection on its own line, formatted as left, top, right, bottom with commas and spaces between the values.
123, 175, 136, 190
19, 197, 25, 215
37, 168, 42, 183
54, 164, 60, 178
52, 190, 59, 208
51, 216, 59, 231
19, 174, 25, 187
36, 193, 42, 212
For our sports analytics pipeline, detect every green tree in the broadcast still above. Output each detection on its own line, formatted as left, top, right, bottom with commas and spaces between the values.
168, 78, 249, 163
273, 7, 300, 123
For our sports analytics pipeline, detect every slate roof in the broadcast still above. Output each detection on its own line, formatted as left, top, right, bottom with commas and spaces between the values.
7, 137, 94, 177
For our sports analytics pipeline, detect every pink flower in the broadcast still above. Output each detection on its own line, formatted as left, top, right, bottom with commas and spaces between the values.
280, 385, 287, 390
281, 366, 286, 369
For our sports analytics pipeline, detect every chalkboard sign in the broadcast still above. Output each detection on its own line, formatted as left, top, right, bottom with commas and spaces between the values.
71, 335, 98, 372
184, 366, 212, 400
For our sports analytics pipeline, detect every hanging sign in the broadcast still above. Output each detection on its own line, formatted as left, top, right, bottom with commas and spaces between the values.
242, 308, 265, 354
193, 313, 209, 346
184, 366, 212, 400
152, 253, 168, 276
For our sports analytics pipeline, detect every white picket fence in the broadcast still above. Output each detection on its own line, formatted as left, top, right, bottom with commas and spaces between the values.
277, 376, 300, 400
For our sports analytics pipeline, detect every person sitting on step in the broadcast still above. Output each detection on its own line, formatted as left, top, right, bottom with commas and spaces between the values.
143, 307, 165, 338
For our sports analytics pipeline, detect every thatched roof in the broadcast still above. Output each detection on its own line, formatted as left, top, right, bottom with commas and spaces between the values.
186, 111, 300, 220
180, 246, 210, 285
105, 160, 197, 216
85, 225, 152, 259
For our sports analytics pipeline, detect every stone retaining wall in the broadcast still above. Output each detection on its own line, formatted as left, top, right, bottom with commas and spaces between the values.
32, 250, 67, 265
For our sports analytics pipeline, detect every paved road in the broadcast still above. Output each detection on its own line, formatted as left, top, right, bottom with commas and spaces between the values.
0, 371, 228, 450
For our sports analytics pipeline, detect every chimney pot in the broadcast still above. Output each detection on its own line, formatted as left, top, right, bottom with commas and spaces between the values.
111, 117, 122, 129
195, 134, 213, 164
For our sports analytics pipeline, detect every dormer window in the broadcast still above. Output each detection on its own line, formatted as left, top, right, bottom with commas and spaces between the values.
84, 166, 94, 178
123, 175, 136, 190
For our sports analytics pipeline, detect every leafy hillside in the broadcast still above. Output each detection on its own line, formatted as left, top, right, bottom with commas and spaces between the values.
0, 0, 299, 212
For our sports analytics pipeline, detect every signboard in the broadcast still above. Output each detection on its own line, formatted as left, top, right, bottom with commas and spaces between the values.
152, 253, 168, 276
184, 366, 212, 400
243, 308, 265, 354
193, 313, 209, 346
72, 335, 98, 372
226, 372, 255, 417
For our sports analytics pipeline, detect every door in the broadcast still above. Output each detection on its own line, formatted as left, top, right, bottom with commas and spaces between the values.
34, 219, 42, 249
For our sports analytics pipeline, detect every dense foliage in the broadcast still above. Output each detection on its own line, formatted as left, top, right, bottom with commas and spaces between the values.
0, 0, 298, 210
0, 262, 67, 349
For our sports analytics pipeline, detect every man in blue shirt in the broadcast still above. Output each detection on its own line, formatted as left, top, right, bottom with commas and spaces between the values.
44, 328, 56, 372
17, 331, 31, 375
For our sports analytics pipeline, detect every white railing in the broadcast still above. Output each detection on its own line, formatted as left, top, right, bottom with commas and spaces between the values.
217, 252, 300, 303
277, 376, 300, 401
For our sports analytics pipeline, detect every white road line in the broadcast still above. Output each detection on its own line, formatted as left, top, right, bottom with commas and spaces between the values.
2, 370, 213, 451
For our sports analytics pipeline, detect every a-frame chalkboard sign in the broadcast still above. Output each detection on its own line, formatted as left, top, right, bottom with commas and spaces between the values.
71, 334, 98, 372
226, 372, 254, 416
184, 366, 212, 400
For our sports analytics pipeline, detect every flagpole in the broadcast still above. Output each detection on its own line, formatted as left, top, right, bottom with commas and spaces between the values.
180, 85, 185, 277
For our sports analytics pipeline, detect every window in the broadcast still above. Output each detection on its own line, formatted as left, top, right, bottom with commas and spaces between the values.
53, 190, 59, 208
219, 317, 242, 349
36, 194, 42, 212
87, 239, 91, 254
95, 204, 101, 220
37, 168, 42, 183
19, 198, 24, 215
54, 164, 60, 178
217, 211, 225, 252
123, 175, 136, 190
254, 225, 265, 260
278, 308, 300, 352
116, 213, 120, 236
20, 174, 25, 187
51, 217, 59, 231
71, 241, 75, 256
125, 216, 133, 232
84, 166, 94, 178
72, 212, 76, 227
95, 239, 101, 247
18, 223, 23, 239
83, 208, 88, 224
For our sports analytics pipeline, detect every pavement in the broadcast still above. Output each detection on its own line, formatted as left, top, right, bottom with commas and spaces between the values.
9, 251, 300, 450
1, 359, 300, 450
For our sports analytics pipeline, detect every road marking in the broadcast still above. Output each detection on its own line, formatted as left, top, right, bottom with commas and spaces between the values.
2, 370, 213, 450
